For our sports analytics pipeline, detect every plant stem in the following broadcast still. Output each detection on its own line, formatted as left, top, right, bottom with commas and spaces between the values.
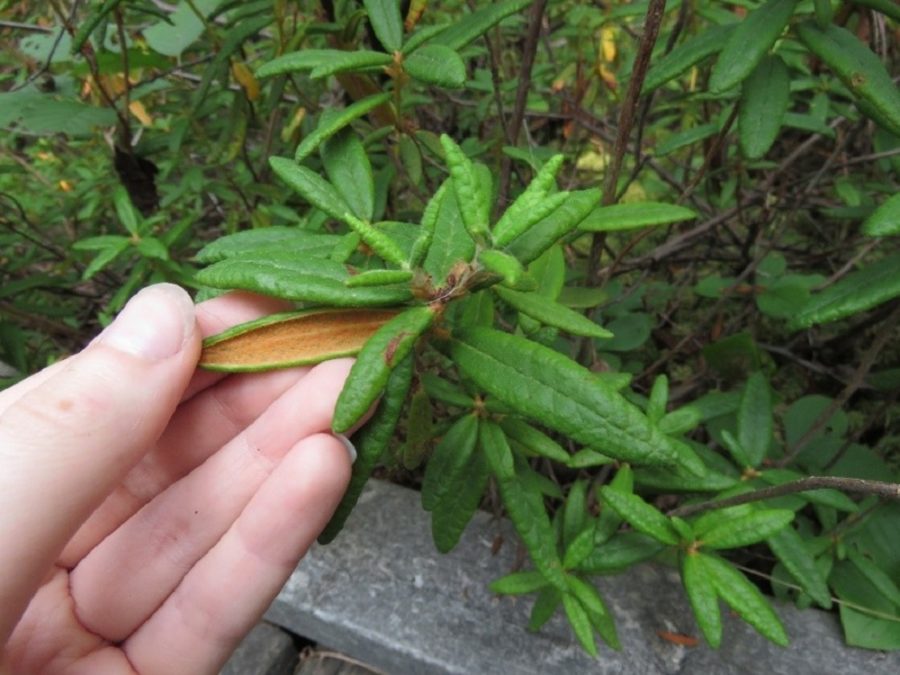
669, 476, 900, 518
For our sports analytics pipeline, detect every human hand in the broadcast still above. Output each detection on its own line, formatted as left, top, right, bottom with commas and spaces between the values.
0, 284, 355, 674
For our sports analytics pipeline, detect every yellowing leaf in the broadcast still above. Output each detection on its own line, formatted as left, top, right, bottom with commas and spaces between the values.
599, 26, 617, 62
232, 60, 260, 101
128, 100, 153, 126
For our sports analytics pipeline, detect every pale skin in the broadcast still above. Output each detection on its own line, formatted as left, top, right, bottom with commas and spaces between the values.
0, 284, 356, 674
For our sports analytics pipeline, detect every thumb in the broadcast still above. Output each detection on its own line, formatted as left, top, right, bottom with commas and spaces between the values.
0, 283, 199, 641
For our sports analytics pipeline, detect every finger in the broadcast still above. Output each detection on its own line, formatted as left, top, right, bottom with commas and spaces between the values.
70, 358, 354, 641
181, 291, 292, 402
123, 433, 351, 675
59, 365, 311, 566
0, 284, 199, 644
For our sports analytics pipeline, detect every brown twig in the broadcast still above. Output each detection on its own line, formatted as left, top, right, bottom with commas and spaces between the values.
669, 476, 900, 519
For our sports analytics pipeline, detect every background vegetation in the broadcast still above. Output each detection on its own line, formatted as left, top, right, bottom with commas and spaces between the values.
1, 0, 899, 656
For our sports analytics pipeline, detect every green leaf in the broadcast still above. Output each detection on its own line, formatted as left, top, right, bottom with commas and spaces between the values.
796, 22, 900, 136
113, 186, 141, 236
692, 504, 755, 537
296, 93, 391, 163
709, 0, 799, 92
658, 407, 703, 435
321, 130, 376, 221
481, 421, 566, 590
72, 0, 125, 53
494, 286, 612, 338
81, 239, 131, 280
332, 305, 435, 433
342, 213, 408, 267
196, 253, 411, 306
813, 0, 833, 26
492, 155, 566, 246
319, 354, 412, 543
647, 374, 668, 424
404, 44, 466, 88
577, 532, 665, 574
738, 55, 791, 160
701, 509, 794, 549
577, 202, 697, 232
562, 593, 598, 657
195, 227, 341, 263
682, 553, 723, 648
431, 447, 489, 553
345, 269, 413, 288
421, 373, 474, 408
562, 480, 589, 548
363, 0, 403, 51
479, 249, 526, 287
703, 553, 790, 646
528, 587, 562, 631
452, 328, 702, 473
144, 0, 223, 57
490, 570, 550, 595
642, 24, 735, 93
432, 0, 531, 50
410, 180, 447, 267
257, 49, 364, 78
505, 189, 601, 265
847, 549, 900, 608
423, 181, 476, 283
767, 526, 833, 609
500, 418, 570, 464
563, 526, 597, 570
853, 0, 900, 21
737, 372, 773, 467
422, 413, 479, 510
309, 50, 394, 79
789, 253, 900, 329
595, 465, 633, 544
565, 575, 609, 619
440, 135, 490, 238
599, 487, 679, 546
269, 157, 353, 222
862, 193, 900, 237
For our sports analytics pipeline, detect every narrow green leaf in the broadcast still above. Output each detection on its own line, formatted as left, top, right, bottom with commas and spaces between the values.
319, 355, 412, 543
588, 605, 621, 650
257, 49, 355, 78
852, 0, 900, 22
482, 422, 566, 590
789, 253, 900, 329
682, 553, 723, 648
692, 504, 756, 537
709, 0, 799, 92
647, 374, 668, 424
577, 532, 665, 574
737, 372, 773, 467
404, 44, 466, 88
492, 154, 567, 246
423, 181, 476, 283
862, 193, 900, 237
504, 188, 599, 264
494, 286, 613, 339
739, 55, 791, 160
196, 227, 341, 263
440, 134, 490, 238
565, 575, 609, 619
490, 570, 550, 595
479, 249, 526, 287
363, 0, 403, 52
642, 24, 735, 93
814, 0, 833, 27
562, 480, 589, 548
720, 429, 752, 468
702, 552, 790, 646
72, 0, 125, 53
309, 50, 393, 79
81, 239, 130, 280
796, 22, 900, 136
563, 527, 597, 570
595, 465, 633, 544
577, 202, 697, 232
562, 593, 598, 657
421, 373, 474, 408
500, 418, 570, 464
113, 186, 140, 236
452, 328, 698, 472
431, 447, 489, 553
269, 157, 352, 222
659, 406, 703, 435
529, 587, 562, 632
422, 413, 479, 510
296, 93, 391, 162
321, 128, 376, 221
402, 23, 451, 54
847, 548, 900, 608
410, 180, 447, 267
767, 526, 833, 609
333, 305, 435, 433
345, 269, 413, 287
701, 509, 794, 549
343, 213, 408, 267
599, 487, 679, 546
196, 253, 412, 306
432, 0, 531, 50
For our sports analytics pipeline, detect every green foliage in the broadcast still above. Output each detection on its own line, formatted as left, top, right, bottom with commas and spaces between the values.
3, 0, 899, 658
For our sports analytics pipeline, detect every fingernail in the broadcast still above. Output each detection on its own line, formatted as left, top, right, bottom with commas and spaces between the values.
99, 284, 195, 361
336, 434, 357, 464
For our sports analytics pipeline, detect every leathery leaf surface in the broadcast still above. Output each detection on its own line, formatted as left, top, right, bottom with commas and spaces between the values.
452, 327, 704, 474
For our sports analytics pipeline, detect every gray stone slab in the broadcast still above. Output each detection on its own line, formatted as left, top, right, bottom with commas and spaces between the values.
296, 650, 381, 675
221, 620, 297, 675
265, 480, 899, 675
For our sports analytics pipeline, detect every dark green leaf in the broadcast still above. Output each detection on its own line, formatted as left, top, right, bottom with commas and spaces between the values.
599, 487, 679, 546
432, 0, 531, 50
321, 129, 376, 221
562, 593, 598, 657
767, 526, 833, 609
422, 413, 479, 510
528, 587, 562, 631
494, 286, 613, 338
269, 157, 352, 222
862, 193, 900, 237
309, 50, 394, 79
404, 44, 466, 88
682, 553, 723, 648
505, 189, 601, 265
195, 227, 341, 263
577, 532, 665, 574
578, 202, 697, 232
500, 418, 570, 464
701, 509, 794, 549
739, 55, 791, 160
642, 24, 735, 93
737, 372, 772, 467
296, 93, 391, 162
363, 0, 403, 51
431, 447, 489, 553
